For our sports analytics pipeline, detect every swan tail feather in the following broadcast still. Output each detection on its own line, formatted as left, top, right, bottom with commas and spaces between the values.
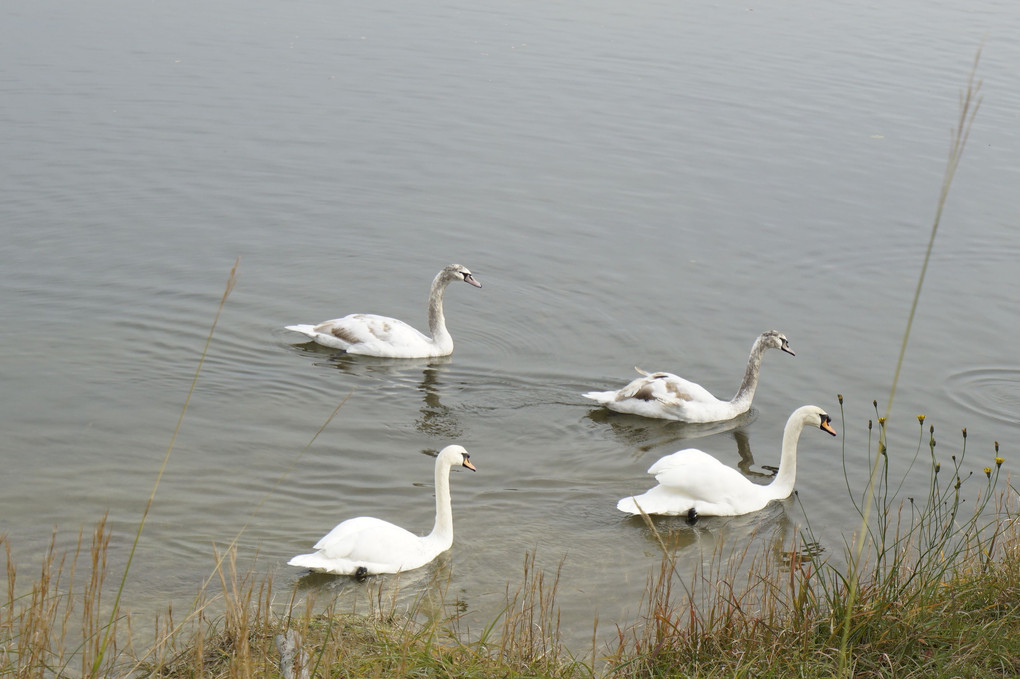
617, 496, 642, 514
617, 488, 692, 516
285, 324, 318, 336
288, 553, 348, 574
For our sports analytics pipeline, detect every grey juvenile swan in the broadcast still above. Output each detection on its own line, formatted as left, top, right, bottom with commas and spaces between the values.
285, 264, 481, 358
583, 330, 795, 422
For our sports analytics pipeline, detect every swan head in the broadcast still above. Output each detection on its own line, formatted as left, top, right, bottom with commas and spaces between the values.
442, 264, 482, 289
760, 330, 795, 356
437, 444, 477, 471
794, 405, 837, 436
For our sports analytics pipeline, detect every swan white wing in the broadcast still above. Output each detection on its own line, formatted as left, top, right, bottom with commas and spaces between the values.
617, 485, 692, 515
648, 449, 756, 504
314, 516, 422, 561
290, 516, 435, 574
618, 449, 763, 517
646, 448, 722, 474
584, 373, 720, 412
320, 315, 433, 352
288, 314, 443, 357
632, 373, 717, 404
618, 449, 722, 515
608, 373, 704, 406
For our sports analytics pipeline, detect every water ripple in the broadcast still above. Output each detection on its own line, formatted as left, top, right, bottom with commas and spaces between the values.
944, 368, 1020, 425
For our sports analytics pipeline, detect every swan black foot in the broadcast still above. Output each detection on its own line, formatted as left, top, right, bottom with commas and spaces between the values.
354, 566, 369, 582
686, 507, 698, 524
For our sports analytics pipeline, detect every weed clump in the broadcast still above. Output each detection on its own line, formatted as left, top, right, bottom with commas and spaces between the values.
605, 407, 1019, 679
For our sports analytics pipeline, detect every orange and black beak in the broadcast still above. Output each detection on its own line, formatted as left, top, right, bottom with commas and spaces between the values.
462, 455, 477, 471
820, 414, 837, 436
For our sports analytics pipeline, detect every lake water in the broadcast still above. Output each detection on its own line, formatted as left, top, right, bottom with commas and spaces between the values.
3, 0, 1019, 653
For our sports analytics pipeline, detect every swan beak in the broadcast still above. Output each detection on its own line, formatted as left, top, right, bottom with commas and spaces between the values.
463, 459, 477, 471
820, 415, 837, 436
781, 342, 796, 357
464, 273, 482, 288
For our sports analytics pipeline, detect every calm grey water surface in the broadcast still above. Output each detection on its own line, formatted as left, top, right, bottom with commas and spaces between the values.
3, 0, 1020, 649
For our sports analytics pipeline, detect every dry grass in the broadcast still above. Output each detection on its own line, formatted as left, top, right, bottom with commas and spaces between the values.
1, 517, 126, 678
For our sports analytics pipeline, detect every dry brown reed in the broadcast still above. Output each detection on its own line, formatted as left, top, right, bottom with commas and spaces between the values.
1, 517, 124, 678
495, 552, 565, 669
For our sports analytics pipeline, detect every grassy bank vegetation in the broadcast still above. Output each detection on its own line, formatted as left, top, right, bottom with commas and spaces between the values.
612, 410, 1019, 679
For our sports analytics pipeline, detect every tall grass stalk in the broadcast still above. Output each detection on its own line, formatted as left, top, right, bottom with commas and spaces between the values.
91, 257, 240, 675
838, 50, 983, 677
124, 277, 354, 674
123, 382, 352, 675
2, 256, 356, 676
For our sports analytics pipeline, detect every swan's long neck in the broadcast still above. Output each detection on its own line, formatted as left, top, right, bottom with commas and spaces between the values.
769, 412, 809, 499
729, 337, 767, 409
427, 458, 455, 550
426, 271, 453, 348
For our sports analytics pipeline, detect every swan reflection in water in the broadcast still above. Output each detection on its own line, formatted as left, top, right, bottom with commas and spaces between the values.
288, 343, 462, 438
415, 363, 462, 438
291, 549, 455, 625
732, 428, 777, 480
588, 402, 805, 486
628, 502, 825, 595
629, 498, 796, 551
585, 406, 757, 456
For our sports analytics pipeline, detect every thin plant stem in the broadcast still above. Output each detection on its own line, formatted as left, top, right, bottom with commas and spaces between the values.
128, 384, 353, 672
200, 390, 352, 590
837, 49, 982, 677
91, 257, 240, 676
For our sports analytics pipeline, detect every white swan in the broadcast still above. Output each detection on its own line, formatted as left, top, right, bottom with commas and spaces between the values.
285, 264, 482, 358
617, 405, 836, 518
583, 330, 795, 422
288, 445, 477, 577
